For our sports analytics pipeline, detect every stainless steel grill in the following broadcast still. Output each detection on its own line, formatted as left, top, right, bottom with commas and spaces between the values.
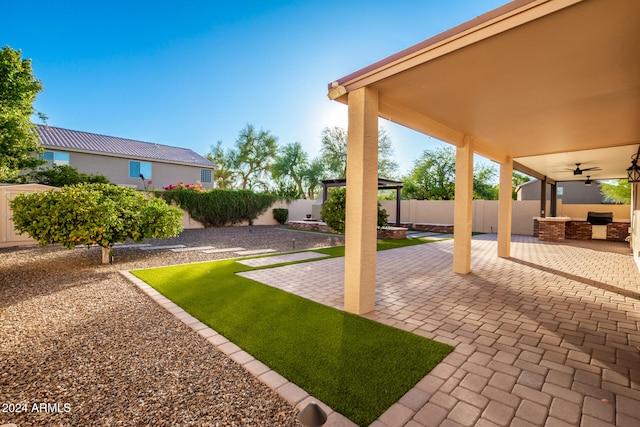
586, 211, 613, 225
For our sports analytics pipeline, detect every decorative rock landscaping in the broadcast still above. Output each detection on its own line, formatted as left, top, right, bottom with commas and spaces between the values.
0, 226, 343, 426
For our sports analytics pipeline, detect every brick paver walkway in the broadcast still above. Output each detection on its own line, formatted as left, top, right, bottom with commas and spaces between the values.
237, 251, 329, 267
240, 235, 640, 427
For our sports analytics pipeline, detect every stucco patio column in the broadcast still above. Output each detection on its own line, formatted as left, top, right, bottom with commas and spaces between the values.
453, 136, 474, 274
498, 157, 513, 258
344, 87, 379, 314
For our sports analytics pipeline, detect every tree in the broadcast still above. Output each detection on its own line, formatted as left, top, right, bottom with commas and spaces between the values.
29, 164, 110, 187
377, 127, 399, 179
303, 157, 325, 200
10, 183, 184, 263
473, 163, 498, 200
0, 46, 44, 182
402, 145, 457, 200
402, 145, 500, 200
512, 171, 531, 200
319, 126, 398, 178
231, 124, 278, 190
205, 140, 236, 189
600, 179, 631, 204
271, 142, 308, 198
320, 126, 348, 177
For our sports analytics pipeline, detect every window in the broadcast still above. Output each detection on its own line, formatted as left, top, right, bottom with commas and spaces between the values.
200, 168, 212, 184
40, 151, 70, 166
129, 161, 152, 179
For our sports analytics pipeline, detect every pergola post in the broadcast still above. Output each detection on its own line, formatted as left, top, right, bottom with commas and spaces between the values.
453, 136, 474, 274
344, 87, 379, 314
498, 157, 513, 258
540, 178, 547, 218
395, 186, 401, 226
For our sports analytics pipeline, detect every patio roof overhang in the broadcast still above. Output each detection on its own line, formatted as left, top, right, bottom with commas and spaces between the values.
327, 0, 640, 314
328, 0, 640, 182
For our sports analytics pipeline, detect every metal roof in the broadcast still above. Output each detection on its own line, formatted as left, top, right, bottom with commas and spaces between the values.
36, 125, 215, 168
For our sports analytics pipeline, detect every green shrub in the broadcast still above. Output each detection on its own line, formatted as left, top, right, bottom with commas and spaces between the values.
320, 188, 347, 233
272, 208, 288, 224
320, 188, 389, 234
29, 164, 110, 187
10, 183, 184, 263
159, 188, 277, 227
378, 203, 389, 228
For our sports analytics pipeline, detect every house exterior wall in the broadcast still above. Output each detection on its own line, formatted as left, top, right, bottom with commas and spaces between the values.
519, 180, 605, 204
48, 150, 215, 190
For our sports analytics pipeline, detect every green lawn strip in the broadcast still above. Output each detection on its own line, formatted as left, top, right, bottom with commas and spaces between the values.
132, 257, 453, 426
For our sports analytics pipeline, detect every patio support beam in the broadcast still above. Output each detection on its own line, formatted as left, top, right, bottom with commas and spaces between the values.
344, 87, 379, 314
453, 136, 474, 274
498, 157, 513, 258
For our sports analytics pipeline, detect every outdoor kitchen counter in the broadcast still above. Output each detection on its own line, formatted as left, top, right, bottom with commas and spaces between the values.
534, 217, 630, 242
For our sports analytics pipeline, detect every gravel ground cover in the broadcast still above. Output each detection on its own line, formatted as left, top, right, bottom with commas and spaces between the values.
0, 226, 344, 426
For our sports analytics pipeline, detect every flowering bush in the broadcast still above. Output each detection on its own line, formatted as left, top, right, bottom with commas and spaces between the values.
162, 181, 203, 191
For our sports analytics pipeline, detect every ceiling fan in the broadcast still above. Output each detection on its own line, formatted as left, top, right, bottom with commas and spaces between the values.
565, 163, 601, 175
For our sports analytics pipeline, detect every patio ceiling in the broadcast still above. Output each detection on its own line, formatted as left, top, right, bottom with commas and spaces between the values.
328, 0, 640, 183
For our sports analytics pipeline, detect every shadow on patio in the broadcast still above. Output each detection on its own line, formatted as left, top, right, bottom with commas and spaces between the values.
240, 235, 640, 426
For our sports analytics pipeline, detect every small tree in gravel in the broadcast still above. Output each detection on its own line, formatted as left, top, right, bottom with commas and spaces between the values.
10, 183, 184, 263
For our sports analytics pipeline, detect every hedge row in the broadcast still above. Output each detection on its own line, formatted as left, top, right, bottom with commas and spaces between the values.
158, 188, 278, 227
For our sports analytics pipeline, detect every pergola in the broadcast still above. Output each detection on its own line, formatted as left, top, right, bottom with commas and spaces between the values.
327, 0, 640, 314
321, 178, 403, 226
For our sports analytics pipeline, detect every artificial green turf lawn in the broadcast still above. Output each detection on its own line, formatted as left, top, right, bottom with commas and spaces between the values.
132, 255, 453, 426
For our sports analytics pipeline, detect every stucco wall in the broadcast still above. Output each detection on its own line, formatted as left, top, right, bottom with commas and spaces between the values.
241, 199, 317, 226
379, 199, 540, 235
557, 203, 631, 221
64, 151, 215, 190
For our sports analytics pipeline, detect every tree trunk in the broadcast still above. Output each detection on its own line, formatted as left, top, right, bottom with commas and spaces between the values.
101, 246, 111, 264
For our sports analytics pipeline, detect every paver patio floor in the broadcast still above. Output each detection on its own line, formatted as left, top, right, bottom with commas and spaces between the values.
240, 234, 640, 427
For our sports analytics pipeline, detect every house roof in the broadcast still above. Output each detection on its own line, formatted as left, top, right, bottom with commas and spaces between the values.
328, 0, 640, 183
36, 125, 215, 168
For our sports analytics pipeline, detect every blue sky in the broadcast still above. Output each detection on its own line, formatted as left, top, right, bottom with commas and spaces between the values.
3, 0, 508, 176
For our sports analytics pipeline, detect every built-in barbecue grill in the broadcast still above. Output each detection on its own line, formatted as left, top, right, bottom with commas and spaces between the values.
586, 211, 613, 226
